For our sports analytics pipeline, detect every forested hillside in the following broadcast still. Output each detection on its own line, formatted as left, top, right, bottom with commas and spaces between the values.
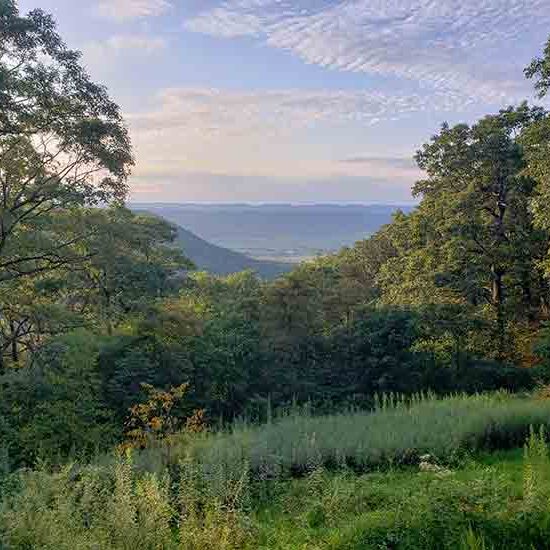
2, 0, 550, 466
173, 225, 292, 278
5, 1, 550, 548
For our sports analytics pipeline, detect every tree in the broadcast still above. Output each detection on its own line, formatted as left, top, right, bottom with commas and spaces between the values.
0, 274, 80, 371
0, 208, 190, 368
70, 208, 193, 335
0, 0, 133, 282
525, 35, 550, 98
0, 2, 133, 365
181, 271, 264, 418
522, 39, 550, 282
412, 105, 548, 358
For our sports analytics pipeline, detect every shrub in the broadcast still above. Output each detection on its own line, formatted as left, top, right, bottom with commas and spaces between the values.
0, 330, 116, 468
0, 457, 253, 550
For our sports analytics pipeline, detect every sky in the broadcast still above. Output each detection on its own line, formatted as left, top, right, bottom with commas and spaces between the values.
18, 0, 550, 204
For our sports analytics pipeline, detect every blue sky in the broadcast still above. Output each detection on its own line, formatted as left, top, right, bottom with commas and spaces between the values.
19, 0, 550, 203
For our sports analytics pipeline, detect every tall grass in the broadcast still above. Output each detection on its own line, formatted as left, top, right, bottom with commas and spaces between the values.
148, 392, 550, 481
5, 429, 550, 549
0, 457, 253, 550
5, 394, 550, 549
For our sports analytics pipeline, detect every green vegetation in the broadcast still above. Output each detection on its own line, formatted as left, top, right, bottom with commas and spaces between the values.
3, 409, 550, 549
5, 1, 550, 547
161, 394, 550, 479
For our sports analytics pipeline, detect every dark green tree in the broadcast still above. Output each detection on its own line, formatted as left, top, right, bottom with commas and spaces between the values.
412, 105, 548, 359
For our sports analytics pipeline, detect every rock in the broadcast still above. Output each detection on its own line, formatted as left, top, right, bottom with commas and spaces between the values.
419, 461, 452, 476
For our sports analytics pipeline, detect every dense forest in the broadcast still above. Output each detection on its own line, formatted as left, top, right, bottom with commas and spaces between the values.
6, 3, 550, 548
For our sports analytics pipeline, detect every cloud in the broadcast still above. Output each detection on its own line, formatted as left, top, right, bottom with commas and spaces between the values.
97, 0, 171, 20
129, 86, 474, 138
83, 34, 167, 70
129, 172, 417, 204
185, 0, 550, 104
127, 87, 435, 192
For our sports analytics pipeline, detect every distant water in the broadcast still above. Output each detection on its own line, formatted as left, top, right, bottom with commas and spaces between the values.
133, 203, 415, 262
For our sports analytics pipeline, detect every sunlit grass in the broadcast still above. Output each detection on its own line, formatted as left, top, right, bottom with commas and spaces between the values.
3, 431, 550, 549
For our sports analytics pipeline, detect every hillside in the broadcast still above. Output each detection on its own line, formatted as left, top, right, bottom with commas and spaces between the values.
175, 225, 293, 279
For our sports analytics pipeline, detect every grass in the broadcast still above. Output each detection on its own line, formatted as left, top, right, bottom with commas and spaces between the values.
4, 394, 550, 549
2, 440, 550, 549
139, 392, 550, 481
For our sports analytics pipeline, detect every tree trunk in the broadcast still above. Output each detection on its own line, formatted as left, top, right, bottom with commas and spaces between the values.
9, 320, 18, 364
491, 266, 506, 360
493, 172, 507, 360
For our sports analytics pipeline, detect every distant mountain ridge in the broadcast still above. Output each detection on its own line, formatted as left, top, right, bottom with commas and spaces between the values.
134, 203, 415, 262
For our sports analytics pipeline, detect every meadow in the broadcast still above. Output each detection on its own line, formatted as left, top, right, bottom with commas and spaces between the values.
138, 392, 550, 478
4, 393, 550, 549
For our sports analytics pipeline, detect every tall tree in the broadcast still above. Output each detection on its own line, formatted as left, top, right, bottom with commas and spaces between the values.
413, 105, 547, 358
0, 0, 133, 282
525, 35, 550, 99
522, 36, 550, 282
0, 1, 133, 363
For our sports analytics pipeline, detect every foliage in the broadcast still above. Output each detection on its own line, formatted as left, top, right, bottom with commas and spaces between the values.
525, 34, 550, 98
0, 0, 133, 282
5, 421, 550, 549
122, 383, 190, 450
0, 457, 253, 550
0, 330, 116, 468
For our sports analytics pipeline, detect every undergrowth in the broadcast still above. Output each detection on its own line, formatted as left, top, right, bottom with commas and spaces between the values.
4, 395, 550, 549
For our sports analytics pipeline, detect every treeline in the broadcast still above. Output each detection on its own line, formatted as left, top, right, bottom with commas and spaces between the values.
3, 1, 550, 469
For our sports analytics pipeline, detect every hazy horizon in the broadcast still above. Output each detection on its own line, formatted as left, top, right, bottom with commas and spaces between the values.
130, 201, 419, 207
139, 203, 414, 261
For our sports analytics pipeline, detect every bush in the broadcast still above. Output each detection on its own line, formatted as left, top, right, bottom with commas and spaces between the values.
5, 405, 550, 549
0, 330, 116, 468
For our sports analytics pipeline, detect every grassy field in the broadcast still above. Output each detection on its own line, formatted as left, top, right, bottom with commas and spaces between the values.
138, 392, 550, 479
4, 394, 550, 549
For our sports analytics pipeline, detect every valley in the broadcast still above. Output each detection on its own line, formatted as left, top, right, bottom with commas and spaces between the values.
136, 203, 414, 263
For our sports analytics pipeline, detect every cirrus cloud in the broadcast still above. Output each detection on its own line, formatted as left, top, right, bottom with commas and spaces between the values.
127, 86, 452, 186
185, 0, 550, 104
83, 34, 168, 71
97, 0, 171, 20
130, 86, 475, 138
